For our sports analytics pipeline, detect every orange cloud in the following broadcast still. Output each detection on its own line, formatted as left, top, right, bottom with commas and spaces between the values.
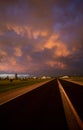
7, 24, 32, 38
7, 24, 48, 39
0, 56, 26, 73
33, 30, 48, 39
43, 33, 70, 57
0, 50, 7, 63
0, 63, 25, 73
0, 50, 7, 56
54, 42, 70, 57
14, 47, 22, 57
9, 57, 17, 66
44, 33, 59, 49
46, 61, 66, 69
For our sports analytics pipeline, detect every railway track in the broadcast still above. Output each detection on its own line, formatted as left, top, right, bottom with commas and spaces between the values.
0, 79, 83, 130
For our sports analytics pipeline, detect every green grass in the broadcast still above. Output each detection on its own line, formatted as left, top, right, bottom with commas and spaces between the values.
0, 78, 50, 93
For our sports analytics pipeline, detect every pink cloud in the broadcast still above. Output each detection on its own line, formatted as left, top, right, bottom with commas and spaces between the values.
14, 47, 22, 57
46, 61, 67, 69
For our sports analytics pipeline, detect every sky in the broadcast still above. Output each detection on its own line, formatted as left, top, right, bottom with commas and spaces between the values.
0, 0, 83, 76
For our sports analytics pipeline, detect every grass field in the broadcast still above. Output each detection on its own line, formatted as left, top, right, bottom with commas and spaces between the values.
0, 78, 50, 93
69, 76, 83, 82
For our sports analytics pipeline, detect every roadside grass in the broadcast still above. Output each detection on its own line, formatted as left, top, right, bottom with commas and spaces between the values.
69, 76, 83, 82
0, 79, 50, 93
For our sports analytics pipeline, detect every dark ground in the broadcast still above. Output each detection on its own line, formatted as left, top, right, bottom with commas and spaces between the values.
0, 79, 68, 130
59, 79, 83, 121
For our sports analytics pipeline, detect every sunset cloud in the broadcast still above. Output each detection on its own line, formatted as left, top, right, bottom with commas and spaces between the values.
46, 61, 66, 69
14, 47, 22, 57
44, 34, 59, 49
54, 42, 70, 57
0, 0, 83, 76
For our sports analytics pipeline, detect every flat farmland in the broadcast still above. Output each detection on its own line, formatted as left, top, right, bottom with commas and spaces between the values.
69, 76, 83, 84
0, 78, 50, 93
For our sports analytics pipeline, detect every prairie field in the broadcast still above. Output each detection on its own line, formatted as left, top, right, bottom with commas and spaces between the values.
0, 78, 49, 93
69, 76, 83, 83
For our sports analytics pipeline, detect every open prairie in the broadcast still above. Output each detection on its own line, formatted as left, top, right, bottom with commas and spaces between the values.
69, 76, 83, 82
0, 78, 50, 93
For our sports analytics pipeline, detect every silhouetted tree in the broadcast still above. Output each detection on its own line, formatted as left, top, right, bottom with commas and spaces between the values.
15, 73, 18, 79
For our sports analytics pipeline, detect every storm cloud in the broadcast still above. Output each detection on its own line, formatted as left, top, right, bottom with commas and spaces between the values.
0, 0, 83, 76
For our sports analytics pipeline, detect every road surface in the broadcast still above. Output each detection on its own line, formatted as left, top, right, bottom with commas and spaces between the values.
59, 79, 83, 121
0, 79, 83, 130
0, 79, 68, 130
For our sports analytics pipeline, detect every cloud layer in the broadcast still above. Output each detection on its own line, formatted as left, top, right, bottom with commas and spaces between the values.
0, 0, 83, 76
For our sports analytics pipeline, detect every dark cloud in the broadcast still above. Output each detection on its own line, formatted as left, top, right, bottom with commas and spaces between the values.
0, 0, 83, 76
0, 0, 18, 6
